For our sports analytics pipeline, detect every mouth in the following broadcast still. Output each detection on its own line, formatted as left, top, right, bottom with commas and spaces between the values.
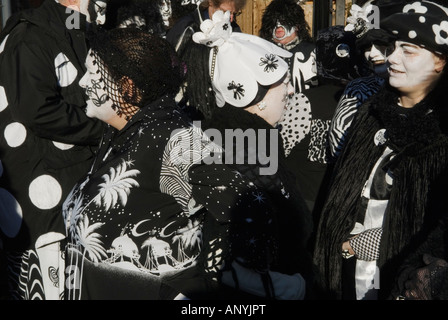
371, 60, 385, 65
275, 26, 286, 37
389, 67, 405, 74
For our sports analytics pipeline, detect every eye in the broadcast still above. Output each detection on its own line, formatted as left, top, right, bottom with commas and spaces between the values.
403, 48, 415, 55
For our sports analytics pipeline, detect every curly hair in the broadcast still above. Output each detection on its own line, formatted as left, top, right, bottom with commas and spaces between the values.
259, 0, 312, 43
104, 0, 166, 36
89, 28, 184, 111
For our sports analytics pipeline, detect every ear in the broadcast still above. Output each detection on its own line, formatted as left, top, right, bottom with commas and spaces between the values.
118, 76, 138, 102
434, 53, 447, 73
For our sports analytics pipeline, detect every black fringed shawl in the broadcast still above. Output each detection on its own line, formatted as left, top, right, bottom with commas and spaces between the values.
313, 83, 448, 299
202, 106, 314, 277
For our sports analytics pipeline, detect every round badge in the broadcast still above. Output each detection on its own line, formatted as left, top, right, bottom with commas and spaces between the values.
336, 43, 350, 58
374, 129, 387, 146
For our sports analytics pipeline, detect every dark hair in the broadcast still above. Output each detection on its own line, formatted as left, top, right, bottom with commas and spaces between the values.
259, 0, 312, 43
170, 0, 197, 27
90, 28, 184, 107
180, 38, 216, 119
104, 0, 166, 36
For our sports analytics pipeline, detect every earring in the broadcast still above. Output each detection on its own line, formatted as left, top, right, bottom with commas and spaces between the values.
257, 101, 267, 111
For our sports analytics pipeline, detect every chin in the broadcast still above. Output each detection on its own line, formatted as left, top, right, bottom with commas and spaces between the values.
85, 107, 96, 119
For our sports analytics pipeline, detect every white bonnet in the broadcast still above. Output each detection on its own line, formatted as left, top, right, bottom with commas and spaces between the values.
192, 10, 292, 108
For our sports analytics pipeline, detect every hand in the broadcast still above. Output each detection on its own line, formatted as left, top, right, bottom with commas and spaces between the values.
342, 241, 355, 255
402, 254, 448, 300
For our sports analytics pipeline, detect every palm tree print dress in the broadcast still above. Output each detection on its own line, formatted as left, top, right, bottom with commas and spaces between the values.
62, 96, 277, 299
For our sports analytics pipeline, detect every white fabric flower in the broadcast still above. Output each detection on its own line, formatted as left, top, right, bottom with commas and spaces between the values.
345, 4, 371, 32
192, 10, 232, 47
403, 1, 428, 14
433, 20, 448, 45
211, 32, 292, 107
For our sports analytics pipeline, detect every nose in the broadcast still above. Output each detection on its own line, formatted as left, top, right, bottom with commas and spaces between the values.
369, 45, 383, 59
79, 72, 88, 89
96, 14, 106, 25
387, 46, 400, 65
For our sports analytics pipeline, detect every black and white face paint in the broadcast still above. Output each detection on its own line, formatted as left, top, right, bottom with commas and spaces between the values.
79, 50, 116, 122
272, 21, 296, 41
82, 0, 107, 25
388, 41, 440, 95
159, 0, 172, 27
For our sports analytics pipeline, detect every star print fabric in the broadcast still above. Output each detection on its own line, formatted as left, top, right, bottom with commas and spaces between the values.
189, 163, 278, 272
62, 97, 208, 298
62, 96, 279, 299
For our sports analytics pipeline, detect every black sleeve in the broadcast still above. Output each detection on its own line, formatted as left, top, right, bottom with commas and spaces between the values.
2, 36, 103, 146
188, 162, 279, 270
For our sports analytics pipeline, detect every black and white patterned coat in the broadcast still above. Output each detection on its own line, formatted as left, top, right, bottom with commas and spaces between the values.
0, 0, 103, 300
62, 98, 279, 299
327, 75, 385, 161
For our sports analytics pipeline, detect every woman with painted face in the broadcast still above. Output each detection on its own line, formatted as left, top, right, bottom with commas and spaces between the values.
64, 26, 301, 300
64, 28, 191, 300
181, 10, 315, 299
158, 0, 172, 29
313, 0, 448, 300
85, 0, 108, 26
259, 0, 317, 93
66, 0, 108, 28
327, 0, 406, 162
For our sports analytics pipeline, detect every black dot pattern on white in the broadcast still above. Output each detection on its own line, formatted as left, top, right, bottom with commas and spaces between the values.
279, 92, 312, 157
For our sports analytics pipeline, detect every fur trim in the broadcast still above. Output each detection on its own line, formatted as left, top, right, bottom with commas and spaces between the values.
313, 83, 448, 299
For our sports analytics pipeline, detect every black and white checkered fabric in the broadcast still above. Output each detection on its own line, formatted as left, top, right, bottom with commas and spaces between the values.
349, 227, 383, 261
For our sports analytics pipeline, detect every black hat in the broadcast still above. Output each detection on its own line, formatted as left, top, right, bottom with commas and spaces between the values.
381, 1, 448, 55
345, 0, 406, 50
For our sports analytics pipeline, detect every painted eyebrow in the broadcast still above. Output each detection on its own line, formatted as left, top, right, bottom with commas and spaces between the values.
399, 43, 419, 50
84, 61, 97, 72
